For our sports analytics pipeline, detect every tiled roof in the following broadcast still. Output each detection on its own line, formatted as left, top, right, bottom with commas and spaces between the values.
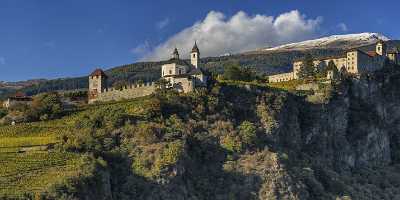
188, 67, 205, 75
165, 58, 191, 66
163, 74, 192, 78
366, 51, 378, 57
9, 92, 32, 101
387, 47, 399, 54
165, 58, 204, 74
14, 92, 26, 98
293, 54, 346, 62
90, 69, 107, 77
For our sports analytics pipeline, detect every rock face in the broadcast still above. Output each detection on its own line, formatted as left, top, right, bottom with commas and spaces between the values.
252, 71, 400, 199
216, 71, 400, 199
59, 69, 400, 200
127, 73, 400, 199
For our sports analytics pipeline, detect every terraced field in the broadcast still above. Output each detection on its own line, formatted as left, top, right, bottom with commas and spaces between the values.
0, 111, 79, 197
0, 152, 81, 197
0, 122, 80, 197
0, 97, 147, 197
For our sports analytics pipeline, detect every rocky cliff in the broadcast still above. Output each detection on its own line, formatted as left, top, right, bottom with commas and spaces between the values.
50, 67, 400, 200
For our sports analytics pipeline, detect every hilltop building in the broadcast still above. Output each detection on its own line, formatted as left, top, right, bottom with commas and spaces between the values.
88, 42, 207, 104
269, 40, 400, 83
2, 93, 33, 109
161, 42, 207, 93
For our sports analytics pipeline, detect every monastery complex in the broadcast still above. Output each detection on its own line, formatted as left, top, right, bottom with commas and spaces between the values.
88, 42, 208, 104
269, 40, 400, 83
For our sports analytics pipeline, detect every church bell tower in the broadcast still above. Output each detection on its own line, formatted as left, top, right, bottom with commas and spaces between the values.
191, 42, 200, 68
172, 48, 180, 59
376, 40, 387, 56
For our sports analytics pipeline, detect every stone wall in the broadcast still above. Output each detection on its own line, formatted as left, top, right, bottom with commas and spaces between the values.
89, 82, 156, 103
295, 83, 320, 91
268, 72, 294, 83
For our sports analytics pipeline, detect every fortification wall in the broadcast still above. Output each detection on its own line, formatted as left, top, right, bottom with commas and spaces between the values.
268, 72, 294, 83
89, 82, 156, 103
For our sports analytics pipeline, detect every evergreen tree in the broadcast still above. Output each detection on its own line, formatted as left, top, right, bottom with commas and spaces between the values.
326, 61, 339, 75
326, 60, 337, 71
339, 66, 349, 80
298, 54, 316, 80
222, 65, 242, 81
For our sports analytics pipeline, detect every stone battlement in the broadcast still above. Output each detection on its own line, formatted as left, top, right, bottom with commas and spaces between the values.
89, 82, 156, 103
101, 82, 155, 93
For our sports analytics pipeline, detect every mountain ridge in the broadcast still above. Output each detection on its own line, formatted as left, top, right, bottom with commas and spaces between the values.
247, 32, 390, 53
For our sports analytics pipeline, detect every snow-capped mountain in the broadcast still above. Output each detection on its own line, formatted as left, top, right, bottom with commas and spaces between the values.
262, 33, 390, 52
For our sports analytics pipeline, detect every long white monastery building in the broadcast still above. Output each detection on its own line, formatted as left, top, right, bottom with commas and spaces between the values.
269, 40, 400, 83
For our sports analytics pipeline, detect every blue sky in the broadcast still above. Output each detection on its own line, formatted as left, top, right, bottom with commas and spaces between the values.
0, 0, 399, 81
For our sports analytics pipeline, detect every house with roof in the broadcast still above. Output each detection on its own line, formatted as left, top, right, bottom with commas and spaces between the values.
88, 42, 208, 104
269, 40, 400, 83
2, 92, 33, 109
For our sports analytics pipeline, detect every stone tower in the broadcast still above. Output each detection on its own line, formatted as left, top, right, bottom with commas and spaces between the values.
88, 69, 107, 103
172, 48, 180, 59
191, 42, 200, 68
387, 47, 399, 65
376, 40, 387, 56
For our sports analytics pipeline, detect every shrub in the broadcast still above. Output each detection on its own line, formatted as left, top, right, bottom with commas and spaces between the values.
28, 92, 63, 121
134, 122, 164, 144
238, 121, 257, 147
74, 107, 129, 129
0, 108, 7, 119
222, 64, 256, 82
164, 115, 186, 141
221, 134, 243, 153
154, 140, 184, 172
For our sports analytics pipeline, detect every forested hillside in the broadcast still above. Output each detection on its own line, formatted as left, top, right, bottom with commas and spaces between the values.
2, 62, 400, 199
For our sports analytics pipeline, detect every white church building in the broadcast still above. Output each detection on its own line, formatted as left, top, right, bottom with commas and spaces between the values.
161, 42, 207, 93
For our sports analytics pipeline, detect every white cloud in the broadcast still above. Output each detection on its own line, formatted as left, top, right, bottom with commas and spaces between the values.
142, 10, 323, 61
0, 57, 5, 65
337, 23, 348, 32
156, 18, 170, 30
131, 40, 152, 57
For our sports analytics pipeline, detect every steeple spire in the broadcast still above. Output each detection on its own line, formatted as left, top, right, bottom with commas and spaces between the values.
172, 47, 180, 59
190, 41, 200, 68
191, 41, 200, 53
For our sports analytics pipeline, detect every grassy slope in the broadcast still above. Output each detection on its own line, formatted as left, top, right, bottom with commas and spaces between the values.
0, 97, 147, 197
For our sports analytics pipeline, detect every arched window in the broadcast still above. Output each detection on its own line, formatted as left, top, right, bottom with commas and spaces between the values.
193, 54, 196, 58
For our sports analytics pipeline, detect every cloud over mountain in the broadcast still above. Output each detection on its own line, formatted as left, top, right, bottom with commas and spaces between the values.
140, 10, 323, 61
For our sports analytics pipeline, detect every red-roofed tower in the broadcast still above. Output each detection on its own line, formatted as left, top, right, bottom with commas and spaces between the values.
88, 68, 108, 102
